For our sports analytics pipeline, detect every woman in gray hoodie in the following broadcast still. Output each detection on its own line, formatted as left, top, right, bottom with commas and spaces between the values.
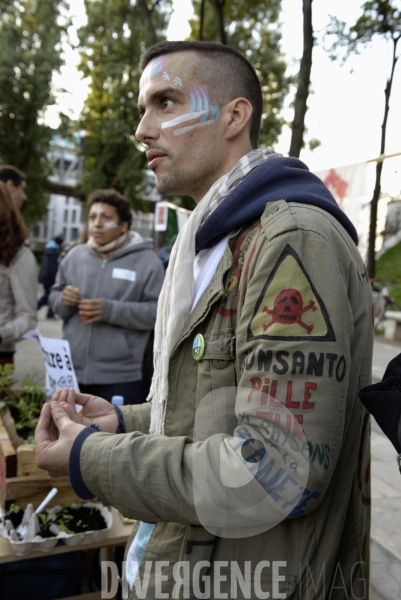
0, 181, 37, 365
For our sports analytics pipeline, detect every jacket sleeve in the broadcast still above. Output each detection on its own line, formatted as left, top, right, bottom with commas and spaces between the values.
120, 402, 151, 434
49, 258, 78, 322
76, 221, 371, 527
100, 255, 164, 331
0, 249, 37, 344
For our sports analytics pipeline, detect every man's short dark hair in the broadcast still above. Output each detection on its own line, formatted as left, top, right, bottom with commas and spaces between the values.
0, 165, 26, 187
140, 41, 263, 149
87, 189, 132, 228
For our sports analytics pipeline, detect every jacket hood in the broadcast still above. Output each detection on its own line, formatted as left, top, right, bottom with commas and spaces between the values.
196, 156, 358, 253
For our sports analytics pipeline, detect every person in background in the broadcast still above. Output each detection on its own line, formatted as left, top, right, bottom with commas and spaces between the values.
49, 189, 164, 404
157, 233, 178, 270
0, 164, 27, 209
37, 236, 64, 319
359, 352, 401, 472
0, 181, 37, 366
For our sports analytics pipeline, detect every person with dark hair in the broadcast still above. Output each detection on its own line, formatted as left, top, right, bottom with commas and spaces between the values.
37, 42, 373, 598
0, 164, 27, 208
49, 189, 164, 404
37, 236, 64, 319
0, 181, 37, 365
359, 353, 401, 469
157, 233, 177, 269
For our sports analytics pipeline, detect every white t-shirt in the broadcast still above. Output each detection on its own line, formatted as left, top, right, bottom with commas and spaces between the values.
126, 234, 230, 590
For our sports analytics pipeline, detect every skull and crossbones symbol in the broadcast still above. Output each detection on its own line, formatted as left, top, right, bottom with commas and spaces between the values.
262, 288, 317, 335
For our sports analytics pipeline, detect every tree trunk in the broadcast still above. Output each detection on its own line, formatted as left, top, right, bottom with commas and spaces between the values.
289, 0, 313, 158
199, 0, 205, 40
139, 0, 158, 45
209, 0, 227, 45
367, 37, 399, 278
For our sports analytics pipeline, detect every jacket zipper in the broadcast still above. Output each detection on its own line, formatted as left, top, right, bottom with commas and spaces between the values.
86, 257, 108, 383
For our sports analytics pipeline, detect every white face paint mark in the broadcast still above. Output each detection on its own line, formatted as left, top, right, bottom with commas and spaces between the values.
92, 205, 103, 214
173, 120, 216, 137
140, 64, 152, 87
161, 110, 208, 130
104, 221, 118, 229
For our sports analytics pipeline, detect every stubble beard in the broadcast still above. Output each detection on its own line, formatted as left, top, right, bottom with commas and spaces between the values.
155, 167, 189, 197
155, 152, 222, 201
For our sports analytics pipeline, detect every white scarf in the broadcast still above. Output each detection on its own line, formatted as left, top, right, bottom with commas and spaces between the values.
149, 148, 279, 434
87, 230, 132, 254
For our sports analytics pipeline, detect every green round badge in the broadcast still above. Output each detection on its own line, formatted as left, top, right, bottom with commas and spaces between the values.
192, 333, 205, 361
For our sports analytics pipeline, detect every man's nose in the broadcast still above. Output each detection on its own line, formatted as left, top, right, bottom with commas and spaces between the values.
136, 112, 159, 144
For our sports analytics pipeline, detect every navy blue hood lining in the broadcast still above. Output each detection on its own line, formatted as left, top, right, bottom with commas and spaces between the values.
195, 157, 358, 253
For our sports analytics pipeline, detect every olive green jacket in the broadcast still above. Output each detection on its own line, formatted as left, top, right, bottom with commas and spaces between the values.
80, 201, 373, 599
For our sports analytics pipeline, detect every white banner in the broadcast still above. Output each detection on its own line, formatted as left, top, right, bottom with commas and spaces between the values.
314, 162, 367, 227
154, 201, 168, 231
24, 330, 80, 397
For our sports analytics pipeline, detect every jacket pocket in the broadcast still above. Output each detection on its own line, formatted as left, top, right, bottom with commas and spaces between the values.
195, 331, 237, 410
93, 324, 133, 363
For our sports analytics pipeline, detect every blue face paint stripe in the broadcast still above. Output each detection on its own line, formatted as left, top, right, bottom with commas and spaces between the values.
150, 57, 165, 78
212, 106, 220, 122
190, 91, 196, 113
199, 86, 209, 111
195, 88, 203, 112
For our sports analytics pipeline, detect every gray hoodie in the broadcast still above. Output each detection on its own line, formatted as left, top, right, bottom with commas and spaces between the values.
0, 245, 37, 353
49, 234, 164, 385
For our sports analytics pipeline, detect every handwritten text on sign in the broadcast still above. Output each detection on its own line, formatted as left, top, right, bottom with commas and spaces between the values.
24, 330, 80, 396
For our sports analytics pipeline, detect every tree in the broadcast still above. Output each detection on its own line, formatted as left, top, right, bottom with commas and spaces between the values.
189, 0, 290, 148
77, 0, 171, 209
326, 0, 401, 278
289, 0, 314, 158
0, 0, 67, 225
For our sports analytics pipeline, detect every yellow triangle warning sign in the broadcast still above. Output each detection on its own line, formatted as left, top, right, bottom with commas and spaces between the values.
247, 244, 335, 341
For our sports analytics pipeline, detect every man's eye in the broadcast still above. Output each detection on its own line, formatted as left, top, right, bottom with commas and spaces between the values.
162, 98, 174, 109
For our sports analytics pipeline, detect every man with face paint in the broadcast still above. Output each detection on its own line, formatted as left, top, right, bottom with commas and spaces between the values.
37, 42, 373, 599
49, 189, 164, 404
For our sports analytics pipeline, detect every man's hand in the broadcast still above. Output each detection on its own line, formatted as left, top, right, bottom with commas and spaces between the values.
35, 402, 86, 478
79, 298, 105, 323
51, 387, 119, 433
62, 285, 81, 307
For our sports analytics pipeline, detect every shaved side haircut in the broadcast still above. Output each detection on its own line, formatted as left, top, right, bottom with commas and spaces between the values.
140, 41, 263, 149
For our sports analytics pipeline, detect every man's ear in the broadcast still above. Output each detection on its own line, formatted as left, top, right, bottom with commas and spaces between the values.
222, 98, 253, 141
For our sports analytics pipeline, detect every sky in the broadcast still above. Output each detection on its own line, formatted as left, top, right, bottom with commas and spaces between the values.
46, 0, 401, 197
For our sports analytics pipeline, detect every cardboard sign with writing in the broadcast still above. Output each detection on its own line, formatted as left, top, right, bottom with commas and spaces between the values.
24, 330, 80, 396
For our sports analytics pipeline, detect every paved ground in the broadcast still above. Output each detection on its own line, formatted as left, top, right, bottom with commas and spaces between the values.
12, 311, 401, 598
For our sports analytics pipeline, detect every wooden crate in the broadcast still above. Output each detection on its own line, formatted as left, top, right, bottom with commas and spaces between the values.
0, 406, 81, 510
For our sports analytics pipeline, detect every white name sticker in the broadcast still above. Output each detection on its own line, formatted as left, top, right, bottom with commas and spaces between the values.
112, 268, 136, 282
